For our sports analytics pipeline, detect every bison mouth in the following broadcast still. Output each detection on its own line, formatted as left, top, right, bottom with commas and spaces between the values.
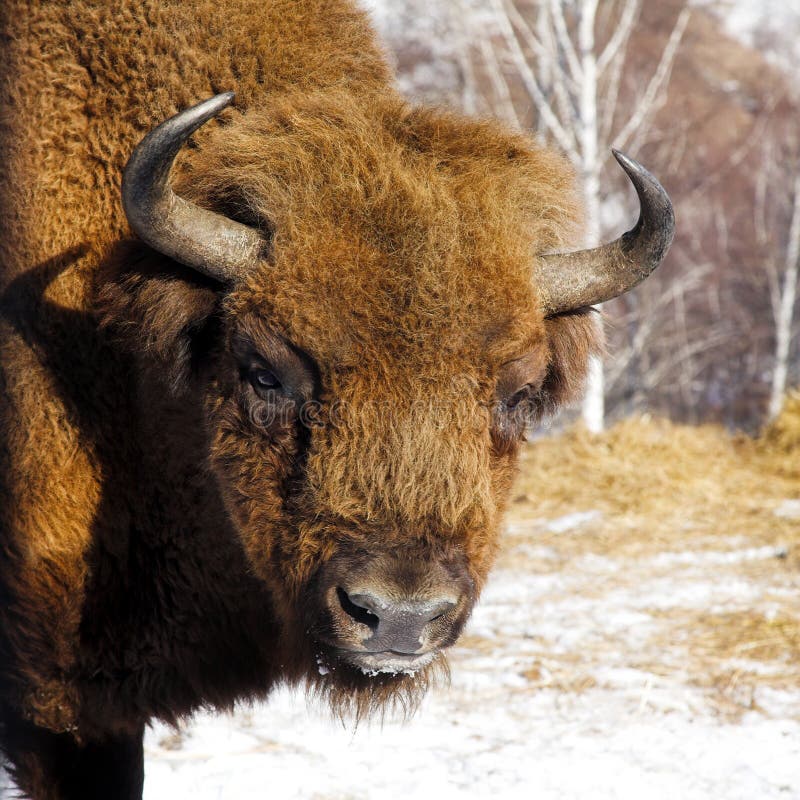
309, 640, 450, 722
324, 648, 439, 677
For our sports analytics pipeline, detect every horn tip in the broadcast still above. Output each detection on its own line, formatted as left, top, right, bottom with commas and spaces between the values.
611, 148, 640, 176
205, 91, 236, 115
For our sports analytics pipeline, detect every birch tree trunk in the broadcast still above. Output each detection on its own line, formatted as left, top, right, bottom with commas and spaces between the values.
577, 0, 604, 432
768, 172, 800, 420
484, 0, 687, 432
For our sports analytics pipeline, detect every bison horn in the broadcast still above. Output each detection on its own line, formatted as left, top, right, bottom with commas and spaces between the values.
122, 92, 266, 282
535, 150, 675, 316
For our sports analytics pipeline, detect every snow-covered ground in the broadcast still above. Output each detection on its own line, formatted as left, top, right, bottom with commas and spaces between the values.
140, 509, 800, 800
143, 683, 798, 800
2, 509, 796, 799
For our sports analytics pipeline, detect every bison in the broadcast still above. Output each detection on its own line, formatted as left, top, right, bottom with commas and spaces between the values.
0, 0, 674, 797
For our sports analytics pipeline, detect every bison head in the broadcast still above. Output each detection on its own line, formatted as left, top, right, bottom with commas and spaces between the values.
108, 92, 672, 709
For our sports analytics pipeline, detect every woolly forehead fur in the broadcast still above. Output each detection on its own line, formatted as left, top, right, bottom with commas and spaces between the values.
181, 90, 582, 369
177, 91, 586, 532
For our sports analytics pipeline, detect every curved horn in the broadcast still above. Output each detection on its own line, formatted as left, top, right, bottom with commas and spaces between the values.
535, 149, 675, 316
122, 92, 266, 283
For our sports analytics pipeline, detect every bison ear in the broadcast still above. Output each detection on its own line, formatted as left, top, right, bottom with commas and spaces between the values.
96, 242, 222, 394
538, 308, 604, 415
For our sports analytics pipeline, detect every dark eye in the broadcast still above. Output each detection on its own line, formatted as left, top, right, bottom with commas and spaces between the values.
249, 368, 282, 393
505, 386, 532, 411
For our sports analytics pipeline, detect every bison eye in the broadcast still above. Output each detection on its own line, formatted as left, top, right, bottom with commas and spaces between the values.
505, 386, 532, 411
491, 383, 539, 455
249, 368, 282, 393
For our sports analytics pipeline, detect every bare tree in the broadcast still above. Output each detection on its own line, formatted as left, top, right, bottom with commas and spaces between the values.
755, 141, 800, 420
461, 0, 689, 431
365, 0, 800, 430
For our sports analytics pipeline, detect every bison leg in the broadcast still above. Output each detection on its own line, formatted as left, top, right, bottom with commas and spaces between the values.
2, 715, 144, 800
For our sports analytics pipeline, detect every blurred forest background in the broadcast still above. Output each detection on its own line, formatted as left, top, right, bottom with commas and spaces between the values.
362, 0, 800, 432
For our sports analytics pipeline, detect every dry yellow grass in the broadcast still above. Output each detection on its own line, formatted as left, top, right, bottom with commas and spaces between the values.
694, 611, 800, 663
509, 413, 800, 560
758, 390, 800, 480
495, 405, 800, 716
638, 608, 800, 718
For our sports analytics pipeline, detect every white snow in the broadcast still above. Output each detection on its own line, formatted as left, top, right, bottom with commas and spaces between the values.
141, 695, 800, 800
315, 654, 330, 676
134, 516, 799, 800
542, 510, 603, 534
650, 544, 789, 567
774, 499, 800, 519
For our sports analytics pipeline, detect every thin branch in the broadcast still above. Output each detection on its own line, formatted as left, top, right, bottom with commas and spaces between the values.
600, 49, 624, 142
501, 0, 550, 62
597, 0, 639, 74
684, 108, 775, 201
606, 265, 712, 388
548, 0, 584, 83
478, 36, 523, 128
535, 6, 580, 126
613, 5, 690, 150
502, 0, 581, 129
453, 1, 479, 115
490, 0, 579, 157
599, 3, 637, 141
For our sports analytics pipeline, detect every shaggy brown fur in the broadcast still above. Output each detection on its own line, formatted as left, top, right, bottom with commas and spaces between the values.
0, 0, 600, 796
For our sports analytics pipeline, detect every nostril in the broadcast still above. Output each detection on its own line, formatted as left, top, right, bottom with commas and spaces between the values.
425, 600, 456, 624
336, 587, 379, 631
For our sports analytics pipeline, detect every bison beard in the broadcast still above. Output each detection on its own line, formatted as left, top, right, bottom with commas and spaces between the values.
0, 0, 672, 797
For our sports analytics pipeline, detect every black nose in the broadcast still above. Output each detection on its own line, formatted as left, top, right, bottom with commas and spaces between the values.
336, 587, 456, 654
